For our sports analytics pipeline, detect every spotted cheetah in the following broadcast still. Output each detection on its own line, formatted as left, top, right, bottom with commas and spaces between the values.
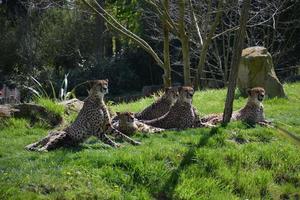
142, 86, 208, 130
134, 87, 179, 120
112, 111, 165, 135
25, 80, 140, 151
202, 87, 269, 126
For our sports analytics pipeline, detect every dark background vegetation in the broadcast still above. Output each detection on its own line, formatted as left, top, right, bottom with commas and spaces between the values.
0, 0, 299, 98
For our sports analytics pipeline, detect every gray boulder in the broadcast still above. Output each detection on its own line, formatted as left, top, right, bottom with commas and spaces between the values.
237, 46, 286, 98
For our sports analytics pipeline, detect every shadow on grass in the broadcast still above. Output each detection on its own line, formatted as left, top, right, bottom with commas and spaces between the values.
155, 127, 219, 200
57, 142, 115, 152
25, 142, 114, 154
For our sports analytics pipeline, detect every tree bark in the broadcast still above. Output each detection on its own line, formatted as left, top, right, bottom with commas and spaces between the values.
195, 0, 223, 90
223, 0, 251, 124
95, 0, 105, 62
178, 0, 191, 86
162, 0, 172, 87
82, 0, 164, 68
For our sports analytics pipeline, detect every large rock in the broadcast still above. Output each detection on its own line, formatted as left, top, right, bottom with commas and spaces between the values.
0, 103, 63, 127
59, 98, 84, 113
237, 46, 286, 98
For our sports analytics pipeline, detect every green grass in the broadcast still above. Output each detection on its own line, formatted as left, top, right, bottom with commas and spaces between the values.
34, 98, 65, 117
1, 83, 300, 199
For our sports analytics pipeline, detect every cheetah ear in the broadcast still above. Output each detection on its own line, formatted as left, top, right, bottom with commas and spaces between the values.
247, 88, 252, 96
88, 80, 97, 88
116, 112, 120, 116
164, 87, 171, 93
178, 86, 183, 92
105, 79, 109, 83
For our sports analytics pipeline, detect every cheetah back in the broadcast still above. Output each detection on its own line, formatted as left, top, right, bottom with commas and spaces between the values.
65, 98, 110, 142
144, 101, 195, 129
135, 98, 172, 120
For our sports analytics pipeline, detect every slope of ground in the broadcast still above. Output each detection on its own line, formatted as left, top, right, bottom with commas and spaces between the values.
0, 83, 299, 199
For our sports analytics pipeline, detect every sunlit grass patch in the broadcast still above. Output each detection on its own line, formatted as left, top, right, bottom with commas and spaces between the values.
35, 97, 65, 117
0, 83, 299, 199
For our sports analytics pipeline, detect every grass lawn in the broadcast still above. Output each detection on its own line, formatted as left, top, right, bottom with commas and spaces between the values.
0, 83, 300, 200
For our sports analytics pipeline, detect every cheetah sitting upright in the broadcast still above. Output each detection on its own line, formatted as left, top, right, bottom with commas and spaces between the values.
142, 86, 208, 130
134, 87, 178, 120
113, 111, 165, 135
25, 80, 140, 151
202, 87, 269, 126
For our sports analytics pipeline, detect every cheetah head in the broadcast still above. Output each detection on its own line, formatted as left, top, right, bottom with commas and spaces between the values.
116, 111, 135, 126
247, 87, 265, 105
164, 87, 179, 104
89, 79, 109, 98
178, 86, 194, 104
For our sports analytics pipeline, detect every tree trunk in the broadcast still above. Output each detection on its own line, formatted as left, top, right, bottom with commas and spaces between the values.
83, 0, 164, 69
162, 0, 172, 88
195, 0, 223, 90
95, 0, 105, 62
223, 0, 251, 124
178, 0, 191, 86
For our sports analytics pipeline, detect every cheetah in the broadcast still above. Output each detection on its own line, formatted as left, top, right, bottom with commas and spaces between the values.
25, 80, 140, 151
202, 87, 269, 126
134, 87, 179, 120
142, 86, 208, 130
112, 111, 165, 135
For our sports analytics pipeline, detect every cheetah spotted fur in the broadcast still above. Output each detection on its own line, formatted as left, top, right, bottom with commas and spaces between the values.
113, 112, 165, 135
25, 80, 140, 151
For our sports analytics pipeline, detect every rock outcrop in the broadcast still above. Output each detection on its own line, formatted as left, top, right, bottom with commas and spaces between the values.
237, 46, 286, 98
0, 103, 63, 127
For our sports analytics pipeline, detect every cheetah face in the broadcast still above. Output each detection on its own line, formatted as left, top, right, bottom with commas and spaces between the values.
90, 79, 109, 97
116, 112, 135, 125
178, 86, 194, 103
247, 87, 265, 104
164, 87, 179, 104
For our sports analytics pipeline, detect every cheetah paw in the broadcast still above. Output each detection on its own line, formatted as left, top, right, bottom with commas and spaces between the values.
114, 143, 122, 148
258, 121, 272, 127
25, 144, 37, 151
37, 147, 49, 152
202, 122, 216, 128
132, 141, 142, 146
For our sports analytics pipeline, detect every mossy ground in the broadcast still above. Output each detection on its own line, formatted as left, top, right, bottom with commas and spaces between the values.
0, 83, 299, 199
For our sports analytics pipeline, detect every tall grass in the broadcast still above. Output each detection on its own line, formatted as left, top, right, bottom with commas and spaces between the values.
34, 97, 65, 117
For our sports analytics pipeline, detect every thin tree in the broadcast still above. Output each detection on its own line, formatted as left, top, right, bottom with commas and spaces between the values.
162, 0, 172, 87
82, 0, 173, 87
194, 0, 223, 89
222, 0, 251, 124
95, 0, 105, 61
146, 0, 192, 85
178, 0, 191, 85
144, 0, 227, 88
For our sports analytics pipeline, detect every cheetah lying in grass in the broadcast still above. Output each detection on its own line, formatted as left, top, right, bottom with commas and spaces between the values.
202, 87, 270, 126
113, 112, 165, 135
142, 86, 210, 130
25, 80, 140, 152
134, 87, 179, 120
